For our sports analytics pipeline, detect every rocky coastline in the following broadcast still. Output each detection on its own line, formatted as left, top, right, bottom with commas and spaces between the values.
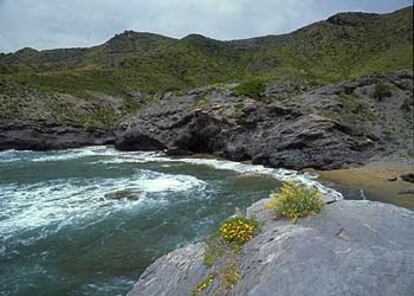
0, 6, 412, 296
114, 70, 413, 170
127, 195, 414, 296
0, 123, 114, 151
1, 71, 412, 169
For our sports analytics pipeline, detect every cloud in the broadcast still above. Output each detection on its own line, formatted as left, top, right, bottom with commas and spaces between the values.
0, 0, 411, 53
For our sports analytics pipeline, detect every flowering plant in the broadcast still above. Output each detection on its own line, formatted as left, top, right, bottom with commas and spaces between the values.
268, 181, 325, 223
219, 217, 259, 245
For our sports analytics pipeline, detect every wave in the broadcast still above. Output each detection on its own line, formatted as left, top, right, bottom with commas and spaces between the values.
2, 146, 342, 201
91, 149, 343, 201
0, 149, 36, 163
167, 158, 343, 201
31, 146, 123, 162
2, 146, 343, 200
136, 169, 207, 192
0, 170, 207, 243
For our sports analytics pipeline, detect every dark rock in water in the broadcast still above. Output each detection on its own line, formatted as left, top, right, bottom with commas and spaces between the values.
388, 176, 398, 182
401, 173, 414, 184
398, 189, 414, 195
114, 131, 166, 151
115, 71, 413, 170
0, 123, 114, 151
104, 190, 142, 200
127, 199, 414, 296
165, 146, 192, 156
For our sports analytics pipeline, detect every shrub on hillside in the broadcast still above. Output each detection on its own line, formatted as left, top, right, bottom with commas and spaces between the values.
373, 83, 392, 100
267, 182, 325, 223
234, 79, 266, 98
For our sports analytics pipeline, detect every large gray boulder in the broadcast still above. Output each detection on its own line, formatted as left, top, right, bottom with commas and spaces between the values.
128, 199, 414, 296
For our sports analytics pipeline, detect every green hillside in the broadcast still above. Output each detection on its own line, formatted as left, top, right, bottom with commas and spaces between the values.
0, 6, 412, 128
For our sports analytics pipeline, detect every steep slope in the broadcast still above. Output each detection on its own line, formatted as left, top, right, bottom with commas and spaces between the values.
0, 6, 412, 95
0, 6, 412, 153
114, 70, 413, 170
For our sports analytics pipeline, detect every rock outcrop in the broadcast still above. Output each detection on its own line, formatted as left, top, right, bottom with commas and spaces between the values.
115, 70, 413, 170
128, 198, 414, 296
0, 85, 123, 150
401, 173, 414, 184
0, 122, 114, 151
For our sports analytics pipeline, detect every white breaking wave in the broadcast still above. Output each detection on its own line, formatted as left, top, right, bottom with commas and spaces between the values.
164, 157, 343, 201
0, 146, 343, 244
31, 146, 122, 162
134, 169, 207, 193
90, 147, 343, 201
1, 146, 343, 200
0, 170, 207, 242
0, 149, 35, 163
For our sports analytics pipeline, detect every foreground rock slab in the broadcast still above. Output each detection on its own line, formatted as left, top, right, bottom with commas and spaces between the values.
128, 199, 414, 296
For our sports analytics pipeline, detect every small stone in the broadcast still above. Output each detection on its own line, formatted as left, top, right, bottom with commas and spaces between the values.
400, 173, 414, 184
398, 189, 414, 195
337, 228, 352, 241
387, 176, 397, 182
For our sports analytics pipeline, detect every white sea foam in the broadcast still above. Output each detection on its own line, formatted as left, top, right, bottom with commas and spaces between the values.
0, 149, 35, 163
135, 170, 207, 192
0, 146, 342, 244
0, 169, 207, 242
91, 148, 343, 201
169, 158, 342, 201
2, 146, 343, 200
31, 146, 122, 162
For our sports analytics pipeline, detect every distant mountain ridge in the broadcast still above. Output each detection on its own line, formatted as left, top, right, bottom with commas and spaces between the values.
0, 6, 412, 146
0, 6, 412, 95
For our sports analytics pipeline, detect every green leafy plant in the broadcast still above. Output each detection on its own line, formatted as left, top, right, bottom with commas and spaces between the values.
234, 79, 266, 98
203, 234, 227, 268
220, 254, 241, 292
373, 83, 392, 100
267, 181, 325, 223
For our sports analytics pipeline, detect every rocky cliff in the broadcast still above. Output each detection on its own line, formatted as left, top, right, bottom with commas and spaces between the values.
0, 81, 121, 150
127, 197, 414, 296
1, 7, 412, 155
115, 70, 413, 170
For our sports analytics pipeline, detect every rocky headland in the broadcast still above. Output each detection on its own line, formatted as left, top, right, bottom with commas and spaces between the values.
128, 196, 414, 296
115, 70, 413, 170
0, 5, 413, 296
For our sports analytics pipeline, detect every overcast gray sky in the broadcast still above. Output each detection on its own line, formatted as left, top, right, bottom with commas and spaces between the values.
0, 0, 412, 53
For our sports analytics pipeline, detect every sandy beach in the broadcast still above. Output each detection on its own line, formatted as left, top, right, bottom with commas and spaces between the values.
315, 160, 414, 209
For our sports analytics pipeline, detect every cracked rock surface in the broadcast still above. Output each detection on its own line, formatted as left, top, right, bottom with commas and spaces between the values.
128, 198, 414, 296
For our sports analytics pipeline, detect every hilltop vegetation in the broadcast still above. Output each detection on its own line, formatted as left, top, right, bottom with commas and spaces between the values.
1, 7, 412, 94
0, 6, 412, 130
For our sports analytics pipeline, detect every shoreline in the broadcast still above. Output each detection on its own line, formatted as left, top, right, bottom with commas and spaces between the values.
314, 159, 414, 209
2, 145, 413, 209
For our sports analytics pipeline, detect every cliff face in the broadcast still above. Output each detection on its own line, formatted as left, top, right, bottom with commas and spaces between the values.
127, 197, 414, 296
0, 7, 412, 154
0, 82, 120, 150
115, 70, 413, 170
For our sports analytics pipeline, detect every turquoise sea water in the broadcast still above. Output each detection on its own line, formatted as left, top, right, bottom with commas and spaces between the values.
0, 146, 341, 296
